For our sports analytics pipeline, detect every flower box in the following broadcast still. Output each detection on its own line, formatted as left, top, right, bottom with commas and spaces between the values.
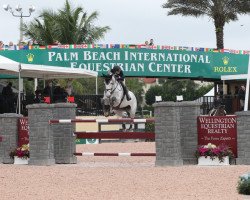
14, 156, 29, 165
195, 143, 234, 166
198, 156, 229, 166
10, 144, 30, 164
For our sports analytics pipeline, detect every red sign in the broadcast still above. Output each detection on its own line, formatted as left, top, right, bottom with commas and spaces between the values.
18, 117, 29, 146
67, 96, 75, 103
44, 96, 51, 104
197, 115, 237, 157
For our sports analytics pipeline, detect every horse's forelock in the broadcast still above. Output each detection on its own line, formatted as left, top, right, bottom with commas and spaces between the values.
103, 75, 111, 83
104, 77, 111, 84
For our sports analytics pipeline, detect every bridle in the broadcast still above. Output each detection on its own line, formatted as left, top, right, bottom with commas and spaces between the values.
105, 76, 121, 96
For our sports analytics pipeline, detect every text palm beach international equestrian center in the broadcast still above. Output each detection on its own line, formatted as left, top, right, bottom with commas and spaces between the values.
48, 51, 211, 73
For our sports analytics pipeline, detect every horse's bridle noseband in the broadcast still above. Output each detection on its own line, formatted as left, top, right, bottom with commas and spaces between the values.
105, 78, 121, 95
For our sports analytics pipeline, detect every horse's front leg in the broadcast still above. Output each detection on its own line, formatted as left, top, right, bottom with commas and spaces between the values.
102, 97, 112, 117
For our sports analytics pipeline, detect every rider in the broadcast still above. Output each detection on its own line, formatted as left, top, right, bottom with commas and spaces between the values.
110, 65, 131, 101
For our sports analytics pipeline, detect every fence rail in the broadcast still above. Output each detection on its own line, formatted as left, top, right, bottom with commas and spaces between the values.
0, 94, 242, 116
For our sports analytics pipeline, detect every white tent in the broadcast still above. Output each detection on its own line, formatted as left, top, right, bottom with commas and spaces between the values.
0, 55, 97, 79
0, 55, 97, 114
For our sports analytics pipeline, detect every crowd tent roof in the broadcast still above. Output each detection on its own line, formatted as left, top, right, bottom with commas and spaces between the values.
221, 74, 247, 81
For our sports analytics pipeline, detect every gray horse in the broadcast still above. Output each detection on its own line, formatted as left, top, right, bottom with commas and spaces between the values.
102, 74, 137, 129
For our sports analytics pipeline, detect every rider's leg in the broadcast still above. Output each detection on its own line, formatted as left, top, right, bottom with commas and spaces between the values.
120, 81, 131, 101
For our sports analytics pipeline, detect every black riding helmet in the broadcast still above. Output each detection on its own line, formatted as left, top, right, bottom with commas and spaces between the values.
112, 65, 121, 72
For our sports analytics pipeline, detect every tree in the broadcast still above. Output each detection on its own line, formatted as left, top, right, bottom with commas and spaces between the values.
126, 78, 144, 106
22, 0, 110, 97
162, 0, 250, 49
145, 85, 164, 105
145, 79, 213, 105
23, 0, 110, 45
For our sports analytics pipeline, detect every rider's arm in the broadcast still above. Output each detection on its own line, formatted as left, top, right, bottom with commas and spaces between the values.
119, 71, 125, 81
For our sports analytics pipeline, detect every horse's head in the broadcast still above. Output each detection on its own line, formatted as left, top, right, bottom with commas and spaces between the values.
103, 74, 115, 98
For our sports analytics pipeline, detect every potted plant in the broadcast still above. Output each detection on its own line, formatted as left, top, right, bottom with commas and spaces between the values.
237, 173, 250, 198
195, 143, 234, 166
9, 144, 30, 164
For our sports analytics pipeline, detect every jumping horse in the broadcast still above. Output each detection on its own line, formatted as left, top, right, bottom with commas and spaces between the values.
101, 74, 137, 129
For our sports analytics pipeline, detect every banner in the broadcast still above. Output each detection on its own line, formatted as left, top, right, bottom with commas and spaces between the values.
0, 48, 248, 79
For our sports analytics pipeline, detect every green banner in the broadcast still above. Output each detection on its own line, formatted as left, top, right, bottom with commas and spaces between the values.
0, 48, 248, 79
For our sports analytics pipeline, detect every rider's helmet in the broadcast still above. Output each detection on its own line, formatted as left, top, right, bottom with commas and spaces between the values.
113, 65, 121, 74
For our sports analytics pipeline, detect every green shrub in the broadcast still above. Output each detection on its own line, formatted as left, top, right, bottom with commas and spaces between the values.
237, 174, 250, 195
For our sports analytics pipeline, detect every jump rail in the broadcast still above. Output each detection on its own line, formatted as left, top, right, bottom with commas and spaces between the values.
49, 118, 155, 124
74, 152, 156, 156
74, 131, 155, 139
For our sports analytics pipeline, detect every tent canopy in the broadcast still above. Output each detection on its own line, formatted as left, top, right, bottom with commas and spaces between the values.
0, 55, 97, 79
221, 74, 247, 81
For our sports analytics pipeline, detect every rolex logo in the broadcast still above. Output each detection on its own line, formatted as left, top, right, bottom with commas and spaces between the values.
222, 56, 229, 65
27, 53, 34, 63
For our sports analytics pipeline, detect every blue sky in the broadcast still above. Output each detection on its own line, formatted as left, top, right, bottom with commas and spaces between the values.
0, 0, 249, 50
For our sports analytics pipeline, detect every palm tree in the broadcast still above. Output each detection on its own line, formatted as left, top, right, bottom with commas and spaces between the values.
23, 0, 110, 45
162, 0, 250, 49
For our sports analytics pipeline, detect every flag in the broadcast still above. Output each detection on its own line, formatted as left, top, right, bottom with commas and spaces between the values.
81, 44, 89, 48
94, 44, 103, 48
161, 45, 171, 50
58, 44, 70, 49
186, 47, 194, 51
128, 44, 136, 49
39, 46, 46, 50
148, 45, 158, 50
121, 44, 129, 48
223, 49, 230, 54
170, 46, 175, 50
88, 44, 94, 48
32, 45, 40, 50
19, 45, 29, 50
174, 46, 179, 50
137, 44, 147, 49
243, 50, 250, 55
179, 46, 189, 51
47, 45, 59, 49
110, 44, 120, 48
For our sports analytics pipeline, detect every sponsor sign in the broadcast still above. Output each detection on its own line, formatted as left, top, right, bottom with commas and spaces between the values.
197, 115, 237, 157
0, 48, 248, 79
18, 117, 29, 146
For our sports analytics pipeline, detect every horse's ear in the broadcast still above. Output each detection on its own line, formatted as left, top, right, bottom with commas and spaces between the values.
102, 73, 112, 79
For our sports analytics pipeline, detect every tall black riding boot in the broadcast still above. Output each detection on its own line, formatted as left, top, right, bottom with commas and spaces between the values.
121, 82, 131, 101
124, 87, 131, 101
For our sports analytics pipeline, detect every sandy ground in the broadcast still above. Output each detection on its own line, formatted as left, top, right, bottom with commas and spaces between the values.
0, 142, 249, 200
